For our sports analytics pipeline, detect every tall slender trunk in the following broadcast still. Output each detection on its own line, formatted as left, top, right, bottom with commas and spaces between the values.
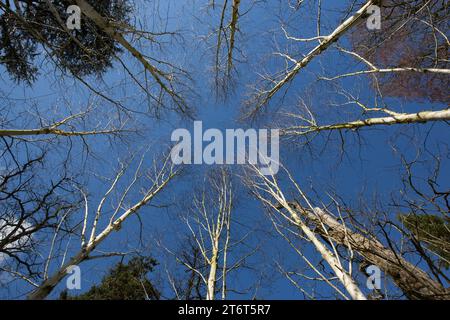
251, 0, 375, 114
292, 203, 450, 300
28, 163, 176, 300
206, 245, 219, 300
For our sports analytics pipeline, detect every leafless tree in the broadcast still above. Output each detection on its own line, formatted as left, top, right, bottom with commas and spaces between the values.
245, 147, 450, 299
261, 0, 449, 137
162, 168, 258, 300
244, 0, 378, 118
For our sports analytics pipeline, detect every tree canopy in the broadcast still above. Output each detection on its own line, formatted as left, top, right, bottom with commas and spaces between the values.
61, 257, 160, 300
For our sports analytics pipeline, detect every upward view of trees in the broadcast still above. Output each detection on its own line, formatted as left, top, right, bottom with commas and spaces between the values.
0, 0, 448, 300
60, 256, 161, 300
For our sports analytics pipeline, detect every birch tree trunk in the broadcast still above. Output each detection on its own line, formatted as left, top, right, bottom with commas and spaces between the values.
74, 0, 188, 113
291, 203, 450, 300
248, 165, 367, 300
28, 156, 177, 300
249, 0, 376, 116
171, 168, 234, 300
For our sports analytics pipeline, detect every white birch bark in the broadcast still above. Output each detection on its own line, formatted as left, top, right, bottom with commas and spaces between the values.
27, 156, 177, 300
248, 165, 367, 300
174, 169, 233, 300
282, 109, 450, 136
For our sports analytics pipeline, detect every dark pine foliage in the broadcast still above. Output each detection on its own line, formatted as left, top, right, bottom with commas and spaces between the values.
61, 256, 161, 300
0, 0, 131, 83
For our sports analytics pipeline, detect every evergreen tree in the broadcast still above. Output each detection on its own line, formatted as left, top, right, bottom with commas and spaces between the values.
400, 214, 450, 269
0, 0, 131, 83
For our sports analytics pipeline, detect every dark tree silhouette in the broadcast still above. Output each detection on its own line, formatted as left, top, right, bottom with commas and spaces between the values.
0, 138, 79, 283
